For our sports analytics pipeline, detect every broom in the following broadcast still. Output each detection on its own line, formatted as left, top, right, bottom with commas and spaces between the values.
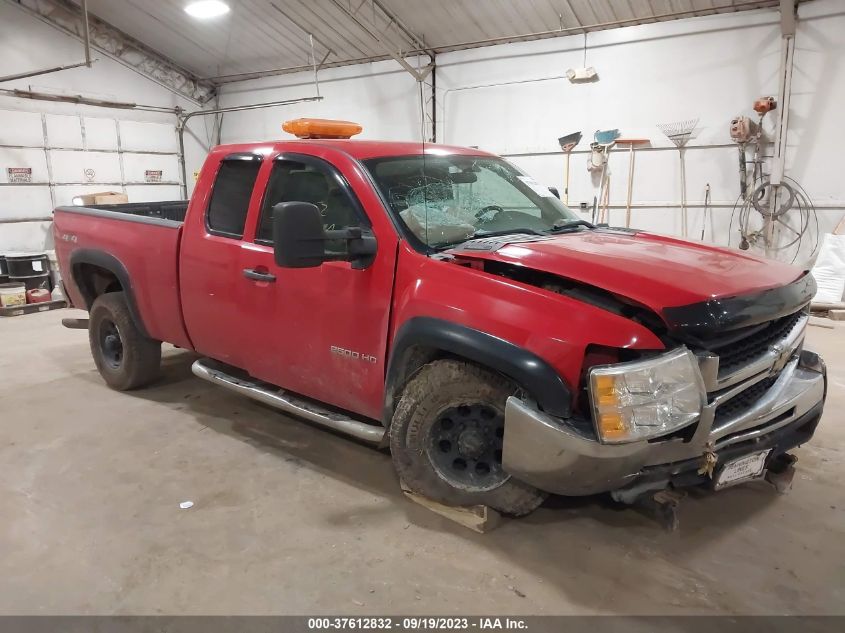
558, 131, 582, 205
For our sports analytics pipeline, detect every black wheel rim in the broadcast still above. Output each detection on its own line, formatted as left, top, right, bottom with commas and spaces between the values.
98, 319, 123, 369
426, 403, 508, 492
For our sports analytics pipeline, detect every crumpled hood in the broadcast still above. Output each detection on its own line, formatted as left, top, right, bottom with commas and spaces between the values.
449, 229, 805, 314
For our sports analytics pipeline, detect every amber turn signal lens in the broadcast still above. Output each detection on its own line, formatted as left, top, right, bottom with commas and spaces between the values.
282, 118, 363, 139
598, 413, 626, 439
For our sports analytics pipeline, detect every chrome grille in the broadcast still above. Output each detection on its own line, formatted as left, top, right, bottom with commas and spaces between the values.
705, 310, 805, 375
713, 372, 781, 425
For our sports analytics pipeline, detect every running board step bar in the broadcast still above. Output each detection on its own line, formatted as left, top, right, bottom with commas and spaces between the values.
191, 359, 385, 443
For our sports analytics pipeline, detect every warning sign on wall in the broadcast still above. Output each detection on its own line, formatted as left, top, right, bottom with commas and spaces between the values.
6, 167, 32, 183
144, 170, 163, 183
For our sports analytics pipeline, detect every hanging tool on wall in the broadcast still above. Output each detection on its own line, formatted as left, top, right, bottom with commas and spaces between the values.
657, 118, 698, 238
700, 183, 711, 241
615, 138, 650, 228
730, 97, 775, 198
592, 129, 620, 223
729, 115, 755, 197
558, 131, 582, 205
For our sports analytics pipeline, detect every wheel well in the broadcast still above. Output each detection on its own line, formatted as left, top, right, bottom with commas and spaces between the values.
384, 344, 525, 425
73, 263, 123, 310
384, 318, 573, 425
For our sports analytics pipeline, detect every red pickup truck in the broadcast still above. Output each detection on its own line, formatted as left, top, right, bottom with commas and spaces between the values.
54, 120, 826, 518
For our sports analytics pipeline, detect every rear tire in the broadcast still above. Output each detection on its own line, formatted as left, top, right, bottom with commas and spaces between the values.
88, 292, 161, 391
389, 359, 547, 516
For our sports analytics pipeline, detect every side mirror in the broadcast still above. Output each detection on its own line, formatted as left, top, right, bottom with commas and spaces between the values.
272, 201, 377, 269
548, 186, 560, 199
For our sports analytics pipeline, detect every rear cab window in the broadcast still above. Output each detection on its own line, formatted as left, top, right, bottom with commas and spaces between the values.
206, 155, 262, 238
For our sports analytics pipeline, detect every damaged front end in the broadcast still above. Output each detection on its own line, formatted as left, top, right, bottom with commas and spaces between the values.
500, 273, 826, 512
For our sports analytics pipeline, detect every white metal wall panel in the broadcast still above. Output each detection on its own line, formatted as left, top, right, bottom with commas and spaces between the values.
0, 109, 44, 146
45, 114, 84, 149
0, 148, 49, 182
49, 150, 123, 184
122, 153, 180, 184
119, 120, 178, 153
83, 117, 119, 151
124, 185, 182, 202
52, 184, 119, 207
0, 221, 52, 254
0, 186, 52, 220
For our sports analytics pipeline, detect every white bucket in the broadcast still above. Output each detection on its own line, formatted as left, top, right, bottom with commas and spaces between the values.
0, 282, 26, 307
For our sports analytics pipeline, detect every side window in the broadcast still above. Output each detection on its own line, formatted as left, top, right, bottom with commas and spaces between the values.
206, 157, 261, 238
256, 159, 363, 243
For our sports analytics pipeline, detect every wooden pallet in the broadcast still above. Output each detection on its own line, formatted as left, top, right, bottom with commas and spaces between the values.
399, 479, 501, 533
0, 299, 67, 317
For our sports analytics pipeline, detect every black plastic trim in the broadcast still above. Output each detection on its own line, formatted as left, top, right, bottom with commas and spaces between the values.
662, 272, 816, 335
384, 317, 572, 423
222, 152, 263, 162
69, 249, 149, 338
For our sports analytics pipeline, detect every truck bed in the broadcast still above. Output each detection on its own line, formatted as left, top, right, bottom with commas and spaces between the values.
80, 200, 188, 223
53, 201, 193, 349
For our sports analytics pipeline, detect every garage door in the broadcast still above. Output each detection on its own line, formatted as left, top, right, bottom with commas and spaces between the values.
0, 109, 182, 252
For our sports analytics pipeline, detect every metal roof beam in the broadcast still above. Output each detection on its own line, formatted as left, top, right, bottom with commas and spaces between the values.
7, 0, 215, 104
328, 0, 433, 82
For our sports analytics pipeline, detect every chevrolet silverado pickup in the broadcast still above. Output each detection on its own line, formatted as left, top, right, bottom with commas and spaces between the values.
53, 119, 827, 517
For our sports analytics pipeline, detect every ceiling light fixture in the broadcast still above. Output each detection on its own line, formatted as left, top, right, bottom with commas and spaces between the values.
184, 0, 230, 19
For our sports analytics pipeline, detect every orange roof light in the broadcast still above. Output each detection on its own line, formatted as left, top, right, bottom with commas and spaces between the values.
282, 118, 362, 139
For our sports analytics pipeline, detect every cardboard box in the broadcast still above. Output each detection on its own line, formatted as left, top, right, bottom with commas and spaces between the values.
74, 191, 129, 205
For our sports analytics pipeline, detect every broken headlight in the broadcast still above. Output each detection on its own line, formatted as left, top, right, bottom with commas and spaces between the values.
589, 347, 706, 444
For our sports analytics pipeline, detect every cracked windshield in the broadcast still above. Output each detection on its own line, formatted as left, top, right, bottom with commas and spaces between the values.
364, 155, 581, 248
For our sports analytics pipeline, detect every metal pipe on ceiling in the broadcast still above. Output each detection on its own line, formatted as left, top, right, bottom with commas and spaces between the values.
0, 60, 96, 84
176, 95, 324, 199
81, 0, 92, 67
0, 87, 179, 113
204, 0, 781, 85
0, 0, 95, 83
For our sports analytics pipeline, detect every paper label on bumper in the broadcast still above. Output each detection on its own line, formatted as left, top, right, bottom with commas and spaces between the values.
715, 450, 771, 489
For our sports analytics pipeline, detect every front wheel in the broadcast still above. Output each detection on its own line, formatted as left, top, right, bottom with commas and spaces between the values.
389, 359, 547, 516
88, 292, 161, 391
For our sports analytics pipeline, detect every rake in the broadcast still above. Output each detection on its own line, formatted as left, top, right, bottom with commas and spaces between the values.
658, 118, 698, 237
558, 131, 582, 205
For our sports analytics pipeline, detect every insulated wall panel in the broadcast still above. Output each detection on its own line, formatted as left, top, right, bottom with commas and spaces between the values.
0, 109, 44, 146
119, 120, 177, 153
49, 150, 122, 183
0, 186, 52, 220
0, 220, 52, 253
83, 117, 119, 151
0, 148, 49, 182
122, 153, 180, 183
124, 184, 182, 202
53, 184, 117, 206
45, 114, 83, 148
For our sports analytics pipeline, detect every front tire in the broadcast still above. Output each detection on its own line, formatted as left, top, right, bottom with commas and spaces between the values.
88, 292, 161, 391
389, 359, 547, 516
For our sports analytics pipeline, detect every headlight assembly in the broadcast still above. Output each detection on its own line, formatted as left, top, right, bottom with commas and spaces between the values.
589, 347, 706, 444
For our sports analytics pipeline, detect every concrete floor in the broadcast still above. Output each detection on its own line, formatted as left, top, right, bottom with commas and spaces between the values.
0, 308, 843, 615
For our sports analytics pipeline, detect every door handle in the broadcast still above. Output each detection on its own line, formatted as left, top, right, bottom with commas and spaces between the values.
243, 268, 276, 282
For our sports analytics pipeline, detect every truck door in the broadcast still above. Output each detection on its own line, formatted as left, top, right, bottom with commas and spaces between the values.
238, 153, 397, 421
180, 153, 263, 367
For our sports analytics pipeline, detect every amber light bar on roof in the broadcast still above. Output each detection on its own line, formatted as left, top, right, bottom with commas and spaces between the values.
283, 118, 363, 139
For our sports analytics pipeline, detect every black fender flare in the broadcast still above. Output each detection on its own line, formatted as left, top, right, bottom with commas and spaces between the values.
69, 249, 149, 338
383, 317, 572, 424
